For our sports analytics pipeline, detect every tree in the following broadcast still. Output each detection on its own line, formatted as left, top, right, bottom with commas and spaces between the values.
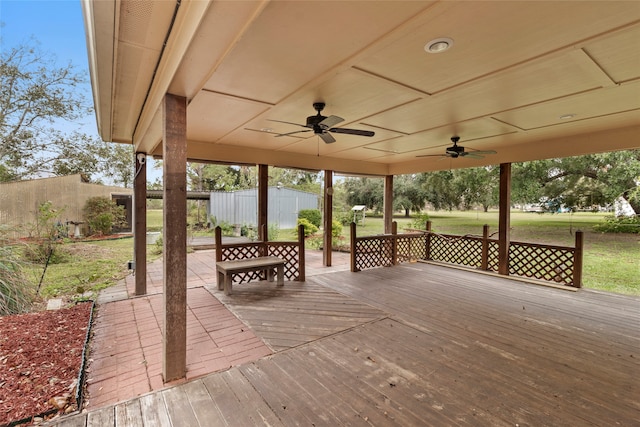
393, 174, 427, 217
419, 170, 461, 211
344, 177, 384, 213
512, 150, 640, 212
1, 39, 92, 181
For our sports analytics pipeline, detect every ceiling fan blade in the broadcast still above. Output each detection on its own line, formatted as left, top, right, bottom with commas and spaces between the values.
268, 119, 308, 128
274, 129, 312, 137
329, 127, 375, 137
319, 132, 336, 144
464, 153, 485, 159
469, 149, 497, 155
319, 115, 344, 129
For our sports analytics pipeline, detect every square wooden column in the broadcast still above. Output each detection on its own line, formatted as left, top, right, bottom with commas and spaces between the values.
384, 175, 394, 234
134, 152, 147, 295
323, 170, 333, 266
162, 94, 187, 382
258, 164, 268, 241
498, 163, 512, 275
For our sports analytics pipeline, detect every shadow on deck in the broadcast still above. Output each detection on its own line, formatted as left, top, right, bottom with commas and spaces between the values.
49, 253, 639, 426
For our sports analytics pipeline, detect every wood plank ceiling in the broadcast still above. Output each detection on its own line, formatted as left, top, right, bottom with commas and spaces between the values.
83, 0, 640, 176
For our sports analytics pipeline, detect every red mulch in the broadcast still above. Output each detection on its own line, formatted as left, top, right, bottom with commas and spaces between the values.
0, 302, 92, 426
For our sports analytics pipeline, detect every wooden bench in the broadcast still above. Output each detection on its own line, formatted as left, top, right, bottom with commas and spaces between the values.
215, 256, 285, 295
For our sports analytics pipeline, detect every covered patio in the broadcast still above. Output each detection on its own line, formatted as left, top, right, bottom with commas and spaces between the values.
75, 0, 640, 424
52, 255, 638, 426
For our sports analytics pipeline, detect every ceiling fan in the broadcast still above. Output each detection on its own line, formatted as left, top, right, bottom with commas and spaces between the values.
268, 102, 375, 144
417, 136, 497, 159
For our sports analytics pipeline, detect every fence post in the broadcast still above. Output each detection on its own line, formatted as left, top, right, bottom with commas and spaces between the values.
298, 223, 305, 281
573, 230, 584, 288
481, 224, 489, 270
350, 222, 359, 272
215, 226, 222, 262
392, 221, 398, 265
425, 221, 432, 261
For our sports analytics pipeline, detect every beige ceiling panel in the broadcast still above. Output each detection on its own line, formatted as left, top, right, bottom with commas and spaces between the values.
202, 1, 431, 103
363, 118, 517, 156
252, 69, 421, 130
363, 52, 611, 135
355, 1, 640, 94
493, 81, 640, 130
583, 24, 640, 84
187, 91, 271, 143
169, 1, 264, 98
112, 43, 160, 142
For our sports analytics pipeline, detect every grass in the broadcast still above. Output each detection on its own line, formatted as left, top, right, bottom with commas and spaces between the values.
282, 210, 639, 295
16, 210, 637, 302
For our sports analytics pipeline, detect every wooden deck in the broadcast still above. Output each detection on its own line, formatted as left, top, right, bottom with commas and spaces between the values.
51, 262, 639, 426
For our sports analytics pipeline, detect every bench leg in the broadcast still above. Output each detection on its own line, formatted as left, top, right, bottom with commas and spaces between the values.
224, 273, 233, 296
267, 268, 274, 282
276, 264, 284, 286
217, 271, 224, 291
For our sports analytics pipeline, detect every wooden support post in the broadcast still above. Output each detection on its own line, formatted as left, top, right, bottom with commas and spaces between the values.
215, 226, 222, 262
162, 94, 187, 382
498, 163, 512, 276
391, 221, 398, 265
481, 224, 489, 270
258, 164, 268, 241
134, 151, 147, 295
350, 222, 358, 272
425, 220, 432, 261
384, 175, 394, 234
573, 230, 584, 288
298, 223, 305, 281
323, 170, 333, 267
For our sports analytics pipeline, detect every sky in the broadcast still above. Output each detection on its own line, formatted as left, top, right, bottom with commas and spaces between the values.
0, 0, 161, 182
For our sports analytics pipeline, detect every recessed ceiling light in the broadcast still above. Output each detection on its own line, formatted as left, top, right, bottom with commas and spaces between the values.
260, 128, 274, 133
425, 37, 454, 53
559, 114, 575, 120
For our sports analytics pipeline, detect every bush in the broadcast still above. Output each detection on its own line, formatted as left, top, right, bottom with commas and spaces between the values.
337, 211, 354, 226
298, 209, 322, 228
593, 215, 640, 234
22, 241, 70, 265
297, 218, 319, 237
410, 212, 431, 230
268, 223, 280, 240
83, 197, 126, 236
0, 227, 35, 315
331, 220, 343, 238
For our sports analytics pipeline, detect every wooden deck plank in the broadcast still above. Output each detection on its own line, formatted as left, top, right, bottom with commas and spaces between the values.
138, 393, 172, 427
181, 380, 226, 425
86, 406, 113, 427
161, 386, 200, 427
47, 261, 639, 426
214, 280, 386, 352
114, 399, 143, 427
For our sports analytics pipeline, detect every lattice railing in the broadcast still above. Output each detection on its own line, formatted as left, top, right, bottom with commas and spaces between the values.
215, 225, 305, 284
350, 223, 427, 271
350, 221, 583, 288
429, 234, 483, 268
509, 242, 575, 285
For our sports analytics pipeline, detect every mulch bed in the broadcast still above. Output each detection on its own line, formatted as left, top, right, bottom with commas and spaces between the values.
0, 302, 93, 426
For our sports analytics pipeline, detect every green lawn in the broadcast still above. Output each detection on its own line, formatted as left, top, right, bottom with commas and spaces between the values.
283, 210, 639, 296
26, 210, 633, 301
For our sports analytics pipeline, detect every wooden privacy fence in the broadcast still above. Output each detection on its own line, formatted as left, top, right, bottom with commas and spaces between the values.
350, 221, 584, 288
215, 225, 305, 284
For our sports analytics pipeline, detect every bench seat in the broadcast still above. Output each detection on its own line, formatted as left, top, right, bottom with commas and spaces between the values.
216, 256, 285, 295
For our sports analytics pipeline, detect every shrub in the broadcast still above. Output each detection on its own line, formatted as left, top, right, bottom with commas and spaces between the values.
83, 197, 126, 236
268, 223, 280, 241
298, 209, 322, 228
337, 211, 354, 226
331, 219, 343, 238
410, 213, 431, 230
593, 215, 640, 234
297, 218, 319, 237
0, 227, 35, 315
